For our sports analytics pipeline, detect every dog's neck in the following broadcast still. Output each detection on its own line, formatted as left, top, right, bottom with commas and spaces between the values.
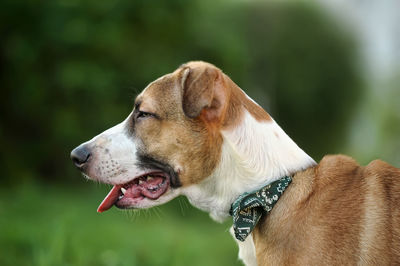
183, 111, 316, 222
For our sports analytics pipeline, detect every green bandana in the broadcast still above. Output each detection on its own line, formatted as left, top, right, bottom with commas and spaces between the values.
229, 176, 292, 242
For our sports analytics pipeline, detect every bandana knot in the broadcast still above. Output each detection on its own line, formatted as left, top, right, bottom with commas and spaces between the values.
229, 176, 292, 241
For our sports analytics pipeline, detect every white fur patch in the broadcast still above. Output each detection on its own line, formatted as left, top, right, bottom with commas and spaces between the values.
230, 227, 258, 266
81, 113, 146, 185
183, 111, 316, 222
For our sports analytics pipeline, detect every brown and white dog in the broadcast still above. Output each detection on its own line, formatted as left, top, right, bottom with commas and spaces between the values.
71, 61, 400, 265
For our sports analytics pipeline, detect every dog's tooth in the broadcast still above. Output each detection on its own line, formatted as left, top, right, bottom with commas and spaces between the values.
121, 187, 127, 194
139, 180, 143, 185
147, 176, 153, 181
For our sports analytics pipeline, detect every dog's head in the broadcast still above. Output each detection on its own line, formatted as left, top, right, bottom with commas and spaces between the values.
71, 61, 270, 215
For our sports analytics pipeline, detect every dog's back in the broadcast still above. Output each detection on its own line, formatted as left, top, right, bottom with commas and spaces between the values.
254, 155, 400, 265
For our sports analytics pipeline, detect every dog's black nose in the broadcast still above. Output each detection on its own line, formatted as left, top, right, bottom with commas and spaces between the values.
71, 144, 91, 169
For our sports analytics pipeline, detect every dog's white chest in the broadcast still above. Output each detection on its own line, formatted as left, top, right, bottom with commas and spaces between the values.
230, 226, 258, 266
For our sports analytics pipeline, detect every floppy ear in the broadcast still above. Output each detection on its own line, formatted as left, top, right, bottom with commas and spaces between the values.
181, 66, 225, 121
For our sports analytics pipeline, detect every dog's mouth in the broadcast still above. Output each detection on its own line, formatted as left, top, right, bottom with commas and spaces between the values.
97, 172, 170, 213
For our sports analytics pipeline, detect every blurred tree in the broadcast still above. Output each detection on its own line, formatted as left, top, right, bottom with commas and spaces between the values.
0, 0, 363, 185
242, 2, 363, 158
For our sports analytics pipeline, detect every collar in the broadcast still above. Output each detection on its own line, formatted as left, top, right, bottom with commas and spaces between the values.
229, 176, 292, 242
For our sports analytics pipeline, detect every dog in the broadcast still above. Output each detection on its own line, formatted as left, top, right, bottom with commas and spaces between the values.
71, 61, 400, 265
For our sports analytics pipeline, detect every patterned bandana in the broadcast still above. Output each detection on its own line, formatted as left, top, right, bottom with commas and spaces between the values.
229, 176, 292, 242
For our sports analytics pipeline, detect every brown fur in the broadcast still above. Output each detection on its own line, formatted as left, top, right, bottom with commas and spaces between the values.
223, 74, 271, 126
253, 155, 400, 265
179, 61, 271, 128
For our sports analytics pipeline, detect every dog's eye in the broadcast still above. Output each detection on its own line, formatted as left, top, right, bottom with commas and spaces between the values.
137, 111, 154, 119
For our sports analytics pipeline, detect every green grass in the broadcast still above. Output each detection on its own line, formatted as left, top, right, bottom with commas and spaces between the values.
0, 182, 242, 266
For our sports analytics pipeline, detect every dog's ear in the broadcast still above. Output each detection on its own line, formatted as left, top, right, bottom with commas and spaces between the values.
181, 65, 226, 121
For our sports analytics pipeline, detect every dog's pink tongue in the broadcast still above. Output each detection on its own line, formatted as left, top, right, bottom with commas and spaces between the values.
97, 185, 121, 213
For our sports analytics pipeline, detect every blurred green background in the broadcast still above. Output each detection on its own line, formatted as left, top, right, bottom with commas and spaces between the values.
1, 0, 399, 265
